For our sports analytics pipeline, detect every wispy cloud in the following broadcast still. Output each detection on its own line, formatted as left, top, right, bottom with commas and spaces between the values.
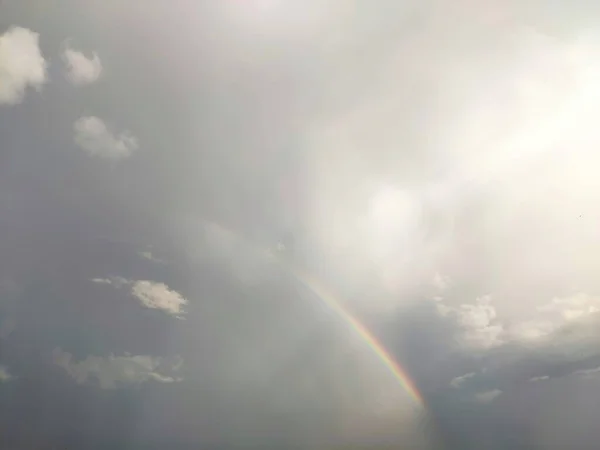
474, 389, 502, 404
74, 116, 139, 160
0, 26, 47, 104
529, 375, 550, 382
52, 348, 183, 389
90, 276, 128, 288
573, 366, 600, 378
450, 372, 476, 388
138, 250, 167, 264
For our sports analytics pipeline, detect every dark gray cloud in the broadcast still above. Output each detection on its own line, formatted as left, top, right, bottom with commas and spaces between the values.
3, 0, 600, 448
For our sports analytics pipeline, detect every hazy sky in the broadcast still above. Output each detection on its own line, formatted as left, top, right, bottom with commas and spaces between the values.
3, 1, 600, 448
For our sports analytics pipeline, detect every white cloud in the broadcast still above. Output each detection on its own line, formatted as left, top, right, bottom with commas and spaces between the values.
61, 41, 102, 85
438, 295, 504, 349
131, 280, 187, 317
506, 293, 600, 343
52, 348, 183, 389
90, 276, 187, 317
0, 365, 14, 382
74, 116, 139, 160
0, 26, 47, 104
529, 375, 550, 382
450, 372, 476, 388
474, 389, 502, 403
538, 293, 600, 322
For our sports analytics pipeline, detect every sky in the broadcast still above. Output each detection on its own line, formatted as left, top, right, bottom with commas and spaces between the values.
3, 0, 600, 448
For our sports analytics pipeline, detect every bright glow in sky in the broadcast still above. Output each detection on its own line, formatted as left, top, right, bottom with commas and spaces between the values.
367, 185, 417, 251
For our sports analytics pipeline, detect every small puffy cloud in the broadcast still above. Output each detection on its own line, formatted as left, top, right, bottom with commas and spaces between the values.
529, 375, 550, 382
52, 348, 183, 389
61, 41, 102, 85
474, 389, 502, 404
450, 372, 476, 388
90, 276, 187, 317
131, 280, 187, 317
0, 26, 47, 104
74, 116, 139, 160
0, 365, 14, 382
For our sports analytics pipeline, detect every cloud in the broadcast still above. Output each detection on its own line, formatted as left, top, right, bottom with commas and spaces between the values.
9, 2, 600, 448
131, 280, 187, 317
138, 250, 167, 264
509, 320, 556, 341
90, 277, 113, 285
91, 276, 187, 317
573, 366, 600, 378
73, 116, 139, 160
504, 293, 600, 344
0, 365, 14, 382
538, 293, 600, 322
52, 348, 183, 389
529, 375, 550, 382
474, 389, 502, 404
450, 372, 476, 388
90, 276, 129, 288
61, 41, 102, 85
432, 292, 600, 356
177, 220, 279, 286
432, 272, 451, 291
0, 26, 47, 104
437, 295, 504, 349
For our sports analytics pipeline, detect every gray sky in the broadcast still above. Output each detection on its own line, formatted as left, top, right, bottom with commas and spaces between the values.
3, 0, 600, 448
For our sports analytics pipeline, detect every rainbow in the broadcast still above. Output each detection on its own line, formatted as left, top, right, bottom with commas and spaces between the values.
285, 263, 424, 408
202, 221, 424, 408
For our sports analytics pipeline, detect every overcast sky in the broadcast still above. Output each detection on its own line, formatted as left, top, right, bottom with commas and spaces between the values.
3, 0, 600, 448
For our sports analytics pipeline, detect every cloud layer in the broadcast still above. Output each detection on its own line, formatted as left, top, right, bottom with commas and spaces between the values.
6, 1, 600, 448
